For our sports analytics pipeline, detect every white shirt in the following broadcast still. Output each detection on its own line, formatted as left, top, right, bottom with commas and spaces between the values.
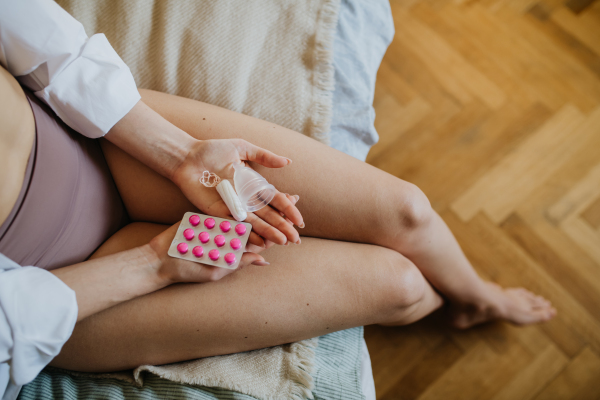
0, 255, 77, 400
0, 1, 140, 398
0, 0, 141, 138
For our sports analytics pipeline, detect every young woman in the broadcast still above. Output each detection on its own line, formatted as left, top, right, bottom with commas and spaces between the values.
0, 0, 555, 398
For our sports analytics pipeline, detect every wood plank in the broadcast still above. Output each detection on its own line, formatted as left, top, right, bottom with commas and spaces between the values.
546, 162, 600, 224
526, 7, 600, 79
470, 3, 599, 112
369, 93, 431, 161
365, 325, 434, 397
409, 102, 550, 209
494, 4, 600, 112
444, 211, 598, 357
418, 341, 531, 400
374, 61, 420, 106
552, 6, 600, 55
560, 215, 600, 265
581, 197, 600, 229
368, 95, 460, 170
451, 104, 587, 222
364, 1, 600, 397
533, 347, 600, 400
501, 213, 600, 323
380, 339, 463, 400
381, 39, 463, 109
491, 344, 568, 400
413, 2, 549, 108
565, 0, 598, 14
390, 4, 506, 109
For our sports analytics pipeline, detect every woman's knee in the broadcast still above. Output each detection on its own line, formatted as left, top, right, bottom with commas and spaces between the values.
372, 181, 434, 252
375, 249, 427, 320
393, 182, 433, 231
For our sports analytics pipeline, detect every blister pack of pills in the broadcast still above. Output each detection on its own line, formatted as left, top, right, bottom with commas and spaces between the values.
168, 212, 252, 270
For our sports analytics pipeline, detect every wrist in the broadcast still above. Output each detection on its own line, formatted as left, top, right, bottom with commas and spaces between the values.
135, 243, 171, 292
106, 100, 199, 181
171, 137, 205, 188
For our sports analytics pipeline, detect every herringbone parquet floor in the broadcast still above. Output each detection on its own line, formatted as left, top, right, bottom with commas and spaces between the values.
363, 0, 600, 399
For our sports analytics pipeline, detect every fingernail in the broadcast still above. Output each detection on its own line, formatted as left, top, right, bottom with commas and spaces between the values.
285, 241, 290, 246
286, 158, 292, 165
252, 261, 270, 266
293, 195, 299, 202
295, 238, 301, 245
298, 222, 305, 228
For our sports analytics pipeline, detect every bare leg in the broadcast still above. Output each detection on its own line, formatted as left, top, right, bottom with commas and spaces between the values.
52, 222, 443, 372
101, 89, 555, 327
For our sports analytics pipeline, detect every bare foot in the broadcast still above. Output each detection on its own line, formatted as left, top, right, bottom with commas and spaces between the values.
449, 282, 557, 329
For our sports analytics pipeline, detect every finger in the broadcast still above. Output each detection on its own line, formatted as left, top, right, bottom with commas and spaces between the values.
247, 231, 265, 248
233, 139, 291, 168
269, 192, 304, 228
245, 212, 288, 245
239, 252, 270, 269
254, 204, 300, 244
281, 194, 298, 225
246, 243, 268, 254
180, 262, 236, 283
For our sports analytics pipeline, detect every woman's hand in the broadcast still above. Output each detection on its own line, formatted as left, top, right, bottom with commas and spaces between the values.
148, 222, 271, 285
106, 101, 303, 247
171, 138, 304, 247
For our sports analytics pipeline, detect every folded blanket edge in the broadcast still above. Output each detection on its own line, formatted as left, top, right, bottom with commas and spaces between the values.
306, 0, 341, 145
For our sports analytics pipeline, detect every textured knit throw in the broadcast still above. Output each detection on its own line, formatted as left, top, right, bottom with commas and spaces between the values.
57, 0, 339, 144
53, 1, 340, 399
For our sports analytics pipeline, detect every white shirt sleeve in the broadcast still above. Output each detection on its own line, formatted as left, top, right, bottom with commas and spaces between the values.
0, 0, 141, 138
0, 254, 78, 400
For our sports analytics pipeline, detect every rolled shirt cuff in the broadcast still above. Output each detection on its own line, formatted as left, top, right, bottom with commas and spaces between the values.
0, 267, 77, 386
35, 33, 140, 139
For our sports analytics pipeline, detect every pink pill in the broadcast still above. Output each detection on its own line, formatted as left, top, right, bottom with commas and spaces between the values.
177, 242, 188, 254
235, 224, 247, 236
192, 246, 204, 258
224, 253, 236, 265
214, 235, 226, 247
189, 214, 201, 226
183, 228, 194, 241
199, 232, 210, 243
230, 238, 242, 250
204, 218, 216, 229
220, 221, 231, 232
209, 249, 220, 261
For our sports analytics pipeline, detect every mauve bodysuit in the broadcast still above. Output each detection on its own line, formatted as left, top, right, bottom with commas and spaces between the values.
0, 89, 128, 270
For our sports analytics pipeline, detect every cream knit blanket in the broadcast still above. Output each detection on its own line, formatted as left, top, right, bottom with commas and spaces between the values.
57, 0, 339, 144
54, 0, 340, 399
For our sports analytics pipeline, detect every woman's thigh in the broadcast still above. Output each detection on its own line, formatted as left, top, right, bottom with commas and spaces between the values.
52, 222, 428, 372
102, 89, 426, 250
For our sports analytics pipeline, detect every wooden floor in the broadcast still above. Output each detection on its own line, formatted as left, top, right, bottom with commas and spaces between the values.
363, 0, 600, 398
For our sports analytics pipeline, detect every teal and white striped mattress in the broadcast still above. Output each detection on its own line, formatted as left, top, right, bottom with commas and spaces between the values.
19, 327, 365, 400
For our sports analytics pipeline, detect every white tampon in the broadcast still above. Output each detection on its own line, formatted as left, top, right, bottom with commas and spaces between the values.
216, 179, 247, 222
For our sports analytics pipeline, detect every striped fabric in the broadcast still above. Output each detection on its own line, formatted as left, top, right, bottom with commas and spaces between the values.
18, 327, 365, 400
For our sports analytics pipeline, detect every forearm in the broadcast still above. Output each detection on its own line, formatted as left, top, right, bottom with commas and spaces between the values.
51, 245, 166, 321
104, 100, 197, 181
